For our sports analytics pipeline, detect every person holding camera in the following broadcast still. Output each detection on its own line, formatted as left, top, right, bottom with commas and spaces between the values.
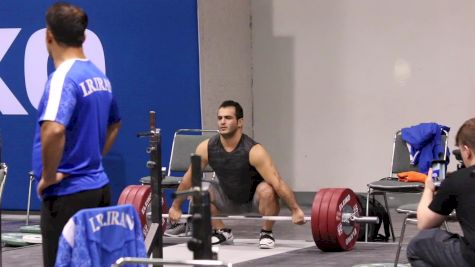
407, 118, 475, 266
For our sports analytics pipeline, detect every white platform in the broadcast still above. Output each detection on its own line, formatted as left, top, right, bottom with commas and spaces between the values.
164, 238, 315, 265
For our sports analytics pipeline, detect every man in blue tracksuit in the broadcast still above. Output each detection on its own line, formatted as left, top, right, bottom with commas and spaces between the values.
32, 3, 121, 266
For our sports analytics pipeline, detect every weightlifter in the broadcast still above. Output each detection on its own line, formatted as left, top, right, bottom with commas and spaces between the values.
407, 118, 475, 266
32, 3, 121, 266
169, 100, 305, 249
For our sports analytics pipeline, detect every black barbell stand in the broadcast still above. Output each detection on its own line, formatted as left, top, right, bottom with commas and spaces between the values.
137, 111, 163, 258
174, 154, 213, 260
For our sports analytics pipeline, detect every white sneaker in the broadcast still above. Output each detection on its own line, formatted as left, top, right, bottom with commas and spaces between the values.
259, 230, 275, 249
212, 228, 234, 245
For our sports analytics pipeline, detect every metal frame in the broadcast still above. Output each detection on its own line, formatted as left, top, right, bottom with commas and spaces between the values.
388, 131, 400, 178
167, 129, 218, 176
394, 213, 418, 266
393, 206, 453, 266
26, 171, 34, 225
0, 163, 7, 205
139, 129, 218, 186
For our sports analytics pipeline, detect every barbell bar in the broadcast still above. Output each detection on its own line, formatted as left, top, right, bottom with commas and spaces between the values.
118, 186, 380, 252
162, 214, 379, 225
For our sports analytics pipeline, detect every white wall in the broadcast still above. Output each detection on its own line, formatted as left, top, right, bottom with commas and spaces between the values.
251, 1, 475, 191
198, 0, 253, 134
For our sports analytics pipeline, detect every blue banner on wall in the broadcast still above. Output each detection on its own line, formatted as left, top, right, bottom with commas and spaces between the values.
0, 0, 201, 210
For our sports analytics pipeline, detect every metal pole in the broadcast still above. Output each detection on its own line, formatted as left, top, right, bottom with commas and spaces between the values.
26, 172, 34, 225
187, 154, 213, 259
150, 111, 163, 259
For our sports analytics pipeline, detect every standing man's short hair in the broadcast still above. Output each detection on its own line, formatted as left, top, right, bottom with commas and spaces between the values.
219, 100, 244, 120
456, 118, 475, 150
46, 2, 88, 47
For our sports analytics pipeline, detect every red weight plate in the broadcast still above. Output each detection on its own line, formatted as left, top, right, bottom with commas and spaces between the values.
312, 188, 332, 251
327, 188, 361, 251
124, 185, 141, 209
161, 195, 169, 231
142, 193, 152, 235
117, 185, 134, 205
118, 185, 170, 236
118, 185, 148, 235
130, 186, 151, 235
162, 196, 169, 214
311, 188, 325, 245
312, 188, 336, 251
133, 186, 150, 218
342, 189, 361, 250
325, 188, 345, 250
344, 189, 362, 250
343, 189, 362, 249
321, 188, 341, 250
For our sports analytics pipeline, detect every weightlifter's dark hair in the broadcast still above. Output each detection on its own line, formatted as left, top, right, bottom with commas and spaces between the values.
46, 2, 87, 47
456, 118, 475, 150
219, 100, 244, 120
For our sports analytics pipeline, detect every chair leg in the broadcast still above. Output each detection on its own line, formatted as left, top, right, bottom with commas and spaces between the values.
381, 192, 396, 241
394, 215, 409, 267
26, 173, 34, 225
0, 163, 7, 206
365, 188, 371, 242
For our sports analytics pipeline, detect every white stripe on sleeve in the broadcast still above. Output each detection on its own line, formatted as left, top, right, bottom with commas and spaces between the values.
43, 59, 76, 121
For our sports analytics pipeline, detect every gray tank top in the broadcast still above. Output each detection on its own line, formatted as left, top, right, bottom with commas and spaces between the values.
207, 134, 264, 203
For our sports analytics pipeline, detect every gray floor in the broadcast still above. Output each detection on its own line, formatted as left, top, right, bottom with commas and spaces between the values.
225, 208, 430, 267
0, 198, 463, 267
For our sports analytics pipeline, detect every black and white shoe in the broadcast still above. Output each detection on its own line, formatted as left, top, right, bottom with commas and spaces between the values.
259, 230, 275, 249
212, 228, 234, 245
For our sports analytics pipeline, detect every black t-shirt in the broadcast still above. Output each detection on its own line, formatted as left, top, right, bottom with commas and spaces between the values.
430, 165, 475, 263
207, 134, 264, 204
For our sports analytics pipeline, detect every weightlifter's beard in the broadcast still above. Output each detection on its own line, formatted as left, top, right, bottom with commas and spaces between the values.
219, 127, 239, 139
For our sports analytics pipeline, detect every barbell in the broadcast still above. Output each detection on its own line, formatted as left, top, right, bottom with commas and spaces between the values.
118, 186, 378, 252
163, 213, 377, 224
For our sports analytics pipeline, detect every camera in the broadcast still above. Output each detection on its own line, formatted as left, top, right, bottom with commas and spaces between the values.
453, 149, 465, 169
431, 160, 447, 187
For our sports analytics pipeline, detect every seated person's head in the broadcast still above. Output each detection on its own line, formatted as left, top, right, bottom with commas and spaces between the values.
455, 118, 475, 168
218, 100, 244, 120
